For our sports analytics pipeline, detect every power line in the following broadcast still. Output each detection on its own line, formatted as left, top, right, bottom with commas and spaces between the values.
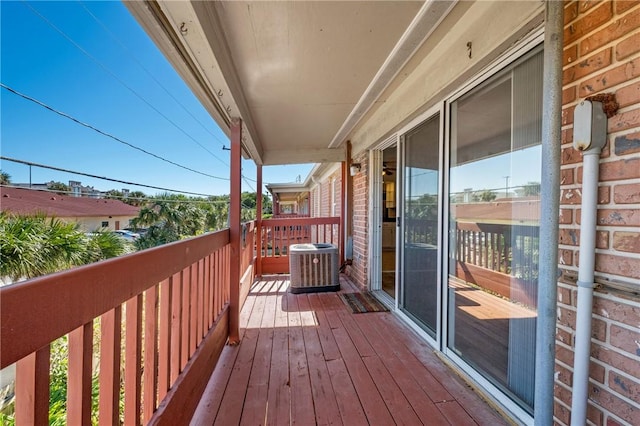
0, 156, 217, 197
0, 184, 232, 205
242, 176, 256, 193
0, 83, 230, 181
77, 0, 229, 149
23, 0, 231, 169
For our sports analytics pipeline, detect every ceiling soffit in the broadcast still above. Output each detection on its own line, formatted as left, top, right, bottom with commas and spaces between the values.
201, 1, 425, 164
128, 1, 457, 165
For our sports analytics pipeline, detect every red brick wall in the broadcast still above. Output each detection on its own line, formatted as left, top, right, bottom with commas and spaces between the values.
311, 168, 343, 249
347, 152, 369, 289
557, 1, 640, 424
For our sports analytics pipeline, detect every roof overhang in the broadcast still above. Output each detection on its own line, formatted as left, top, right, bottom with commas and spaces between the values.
265, 182, 309, 203
125, 1, 456, 166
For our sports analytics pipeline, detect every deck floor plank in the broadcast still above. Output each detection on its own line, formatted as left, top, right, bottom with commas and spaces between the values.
307, 294, 342, 361
302, 324, 343, 425
239, 327, 273, 426
352, 313, 452, 424
330, 325, 395, 426
192, 275, 510, 426
378, 314, 509, 425
213, 328, 258, 426
190, 291, 257, 425
326, 358, 369, 426
361, 354, 422, 425
287, 295, 316, 426
266, 328, 290, 426
338, 311, 376, 358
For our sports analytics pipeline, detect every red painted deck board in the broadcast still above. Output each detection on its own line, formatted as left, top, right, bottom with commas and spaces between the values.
191, 276, 510, 426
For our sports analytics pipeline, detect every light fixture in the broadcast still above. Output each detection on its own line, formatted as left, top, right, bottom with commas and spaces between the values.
350, 163, 361, 176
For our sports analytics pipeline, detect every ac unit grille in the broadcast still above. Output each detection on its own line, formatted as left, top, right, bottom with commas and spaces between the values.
289, 244, 339, 293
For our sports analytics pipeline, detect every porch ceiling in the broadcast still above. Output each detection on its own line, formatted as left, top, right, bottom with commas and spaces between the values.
126, 1, 455, 166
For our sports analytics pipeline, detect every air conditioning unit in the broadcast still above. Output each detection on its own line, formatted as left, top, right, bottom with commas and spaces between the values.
289, 243, 339, 294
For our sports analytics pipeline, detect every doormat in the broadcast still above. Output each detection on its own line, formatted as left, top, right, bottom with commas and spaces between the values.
339, 292, 389, 314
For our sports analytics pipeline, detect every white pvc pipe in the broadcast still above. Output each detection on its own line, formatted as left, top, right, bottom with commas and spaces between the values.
570, 146, 602, 426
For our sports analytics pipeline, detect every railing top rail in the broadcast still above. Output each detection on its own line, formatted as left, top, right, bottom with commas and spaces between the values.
261, 217, 340, 226
1, 229, 230, 368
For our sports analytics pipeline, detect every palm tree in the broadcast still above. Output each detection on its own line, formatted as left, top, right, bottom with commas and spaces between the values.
0, 170, 11, 185
0, 213, 128, 282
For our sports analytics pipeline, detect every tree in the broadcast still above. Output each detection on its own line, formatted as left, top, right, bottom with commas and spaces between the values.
126, 191, 147, 206
0, 170, 11, 185
474, 190, 497, 202
132, 193, 207, 249
0, 213, 129, 281
47, 181, 71, 195
0, 214, 125, 425
522, 181, 541, 196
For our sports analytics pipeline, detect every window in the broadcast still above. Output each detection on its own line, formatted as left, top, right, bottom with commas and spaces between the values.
101, 221, 109, 228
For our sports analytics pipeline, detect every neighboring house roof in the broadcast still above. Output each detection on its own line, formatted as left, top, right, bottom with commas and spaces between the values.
0, 186, 139, 218
452, 198, 540, 224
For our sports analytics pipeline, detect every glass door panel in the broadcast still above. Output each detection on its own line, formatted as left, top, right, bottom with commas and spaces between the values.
400, 114, 440, 336
447, 49, 542, 411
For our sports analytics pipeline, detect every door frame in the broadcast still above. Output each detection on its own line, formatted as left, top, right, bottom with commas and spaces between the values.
368, 134, 398, 306
394, 103, 445, 348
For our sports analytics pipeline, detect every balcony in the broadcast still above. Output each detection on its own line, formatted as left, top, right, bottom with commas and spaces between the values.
191, 275, 509, 425
1, 216, 506, 424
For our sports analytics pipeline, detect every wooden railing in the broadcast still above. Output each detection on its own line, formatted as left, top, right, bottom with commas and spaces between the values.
0, 230, 241, 425
258, 217, 341, 274
239, 221, 256, 308
452, 221, 539, 308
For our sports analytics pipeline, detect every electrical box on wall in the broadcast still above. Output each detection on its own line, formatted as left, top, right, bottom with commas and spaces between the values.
573, 100, 607, 152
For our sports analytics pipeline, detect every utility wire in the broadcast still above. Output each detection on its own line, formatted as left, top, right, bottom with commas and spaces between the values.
21, 3, 272, 190
1, 185, 259, 214
23, 0, 230, 169
77, 0, 229, 149
0, 156, 216, 197
242, 176, 256, 193
0, 184, 231, 205
1, 84, 229, 181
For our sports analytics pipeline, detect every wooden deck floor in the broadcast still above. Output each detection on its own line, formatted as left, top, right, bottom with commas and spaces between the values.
191, 275, 510, 425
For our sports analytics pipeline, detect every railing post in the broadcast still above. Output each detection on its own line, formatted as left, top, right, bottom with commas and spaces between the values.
229, 117, 242, 344
256, 164, 263, 277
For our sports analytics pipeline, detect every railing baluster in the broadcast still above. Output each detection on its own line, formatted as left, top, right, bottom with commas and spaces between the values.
181, 267, 190, 371
99, 307, 122, 426
204, 256, 211, 331
170, 272, 182, 384
189, 264, 198, 355
198, 259, 205, 339
68, 323, 93, 425
158, 278, 171, 402
16, 345, 50, 426
143, 285, 159, 423
124, 295, 142, 426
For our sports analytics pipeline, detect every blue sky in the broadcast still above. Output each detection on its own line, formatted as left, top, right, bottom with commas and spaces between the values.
1, 1, 311, 197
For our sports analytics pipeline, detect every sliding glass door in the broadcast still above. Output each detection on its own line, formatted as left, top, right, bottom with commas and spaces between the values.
447, 48, 542, 411
400, 113, 441, 337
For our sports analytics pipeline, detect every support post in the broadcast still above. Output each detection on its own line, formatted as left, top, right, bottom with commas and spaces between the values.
534, 2, 563, 424
340, 156, 347, 266
256, 164, 263, 277
344, 141, 353, 265
229, 118, 242, 344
